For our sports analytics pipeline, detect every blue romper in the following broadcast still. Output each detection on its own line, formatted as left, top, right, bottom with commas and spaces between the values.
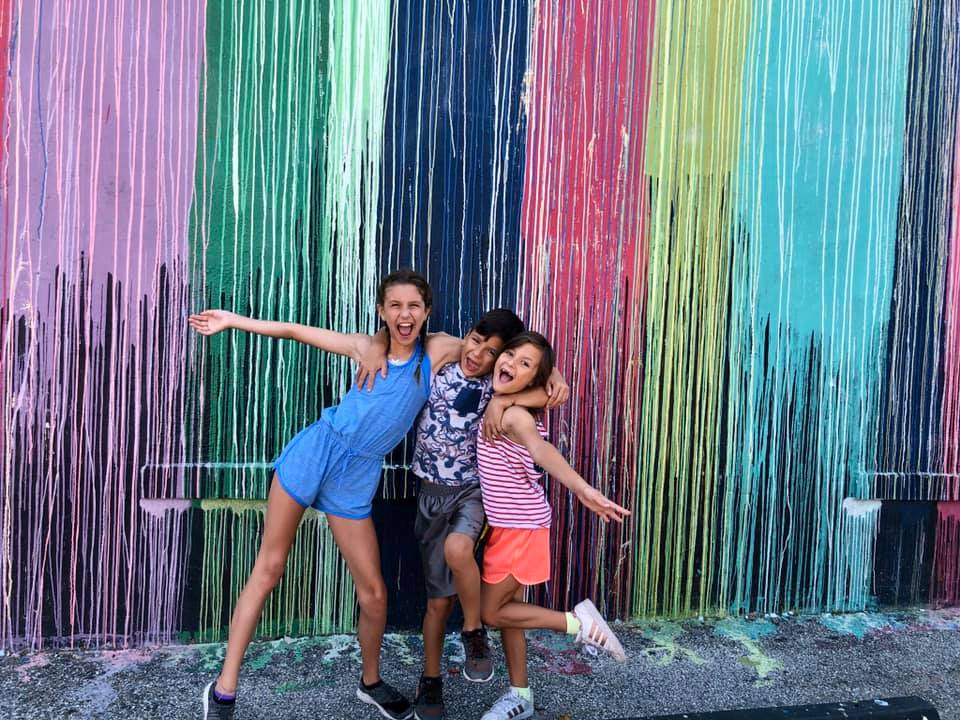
274, 343, 431, 519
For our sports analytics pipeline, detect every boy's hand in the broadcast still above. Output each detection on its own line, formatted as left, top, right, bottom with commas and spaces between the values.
355, 329, 390, 390
545, 367, 569, 408
355, 351, 388, 391
482, 396, 512, 442
188, 309, 236, 336
357, 352, 388, 390
575, 485, 631, 523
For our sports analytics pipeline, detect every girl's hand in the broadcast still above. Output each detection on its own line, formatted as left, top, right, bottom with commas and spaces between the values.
575, 485, 631, 523
482, 397, 512, 442
545, 369, 570, 409
188, 309, 236, 336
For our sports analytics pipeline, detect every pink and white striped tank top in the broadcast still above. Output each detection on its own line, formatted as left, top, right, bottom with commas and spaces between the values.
477, 417, 552, 529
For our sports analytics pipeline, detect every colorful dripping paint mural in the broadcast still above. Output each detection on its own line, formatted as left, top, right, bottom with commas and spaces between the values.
2, 0, 960, 650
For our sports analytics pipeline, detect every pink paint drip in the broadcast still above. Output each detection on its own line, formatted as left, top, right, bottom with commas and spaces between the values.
0, 0, 205, 649
931, 502, 960, 606
941, 112, 960, 500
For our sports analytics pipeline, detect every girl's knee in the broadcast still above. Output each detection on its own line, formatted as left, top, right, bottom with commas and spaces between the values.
251, 554, 286, 592
480, 599, 502, 628
356, 580, 388, 615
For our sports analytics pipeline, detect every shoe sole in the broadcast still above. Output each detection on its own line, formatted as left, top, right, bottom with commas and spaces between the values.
356, 688, 415, 720
480, 705, 533, 720
461, 667, 494, 683
574, 599, 627, 662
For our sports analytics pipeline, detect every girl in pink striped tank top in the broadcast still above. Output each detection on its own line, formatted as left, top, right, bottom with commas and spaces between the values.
475, 332, 631, 720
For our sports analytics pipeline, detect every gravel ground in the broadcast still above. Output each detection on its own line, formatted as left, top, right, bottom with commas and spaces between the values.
2, 610, 958, 719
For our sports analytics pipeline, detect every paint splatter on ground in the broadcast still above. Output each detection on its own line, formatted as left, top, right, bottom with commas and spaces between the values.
635, 621, 706, 667
2, 611, 958, 719
818, 612, 907, 639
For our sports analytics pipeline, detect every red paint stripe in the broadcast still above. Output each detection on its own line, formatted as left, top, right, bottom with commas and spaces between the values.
519, 0, 656, 615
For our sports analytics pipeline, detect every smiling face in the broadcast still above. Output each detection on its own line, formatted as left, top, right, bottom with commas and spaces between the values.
459, 331, 505, 378
377, 283, 430, 352
492, 342, 545, 394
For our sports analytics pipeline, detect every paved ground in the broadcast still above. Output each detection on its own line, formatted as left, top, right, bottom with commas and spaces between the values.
2, 609, 959, 719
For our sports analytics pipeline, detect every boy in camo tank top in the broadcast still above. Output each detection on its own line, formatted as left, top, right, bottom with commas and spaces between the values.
358, 309, 568, 720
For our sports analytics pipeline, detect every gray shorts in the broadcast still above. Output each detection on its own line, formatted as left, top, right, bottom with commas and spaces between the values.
414, 479, 485, 599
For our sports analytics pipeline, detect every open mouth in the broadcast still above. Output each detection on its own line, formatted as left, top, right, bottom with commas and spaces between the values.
396, 322, 415, 340
498, 369, 514, 384
464, 356, 480, 373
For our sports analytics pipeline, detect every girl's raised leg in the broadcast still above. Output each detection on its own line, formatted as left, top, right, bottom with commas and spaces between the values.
217, 475, 305, 694
480, 576, 567, 632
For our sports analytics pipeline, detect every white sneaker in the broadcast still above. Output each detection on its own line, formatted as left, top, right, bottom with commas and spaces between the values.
480, 689, 534, 720
573, 599, 627, 662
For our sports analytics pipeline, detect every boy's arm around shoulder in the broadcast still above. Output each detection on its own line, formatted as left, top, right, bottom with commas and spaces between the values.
424, 331, 462, 370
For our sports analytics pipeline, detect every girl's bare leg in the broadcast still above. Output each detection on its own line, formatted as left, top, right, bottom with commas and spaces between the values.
217, 476, 305, 694
326, 514, 388, 685
481, 577, 567, 632
499, 585, 530, 688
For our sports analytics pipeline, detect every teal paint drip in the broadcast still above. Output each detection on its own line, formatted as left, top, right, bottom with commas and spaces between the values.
725, 0, 912, 614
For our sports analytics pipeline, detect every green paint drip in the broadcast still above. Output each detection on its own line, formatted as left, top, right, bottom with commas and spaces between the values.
187, 0, 392, 500
198, 507, 357, 642
634, 0, 750, 618
186, 1, 392, 644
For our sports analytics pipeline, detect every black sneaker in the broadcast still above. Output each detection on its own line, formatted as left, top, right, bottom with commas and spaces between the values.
201, 680, 236, 719
414, 675, 444, 720
356, 677, 414, 720
461, 628, 494, 682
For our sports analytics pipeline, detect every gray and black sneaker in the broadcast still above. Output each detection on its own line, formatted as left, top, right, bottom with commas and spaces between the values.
356, 677, 414, 720
413, 674, 444, 720
201, 680, 236, 719
461, 628, 494, 682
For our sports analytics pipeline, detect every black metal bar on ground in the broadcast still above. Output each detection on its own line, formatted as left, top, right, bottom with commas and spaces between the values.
612, 696, 939, 720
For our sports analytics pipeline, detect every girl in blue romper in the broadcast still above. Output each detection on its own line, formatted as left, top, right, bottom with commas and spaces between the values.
189, 270, 465, 720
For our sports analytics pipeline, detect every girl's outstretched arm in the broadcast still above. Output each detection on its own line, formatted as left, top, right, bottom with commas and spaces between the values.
188, 309, 371, 361
502, 407, 631, 523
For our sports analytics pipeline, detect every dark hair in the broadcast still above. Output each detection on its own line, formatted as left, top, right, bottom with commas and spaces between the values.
376, 269, 433, 382
502, 331, 554, 389
470, 308, 525, 344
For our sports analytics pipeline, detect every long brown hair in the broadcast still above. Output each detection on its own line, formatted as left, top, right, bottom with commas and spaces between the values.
376, 269, 433, 382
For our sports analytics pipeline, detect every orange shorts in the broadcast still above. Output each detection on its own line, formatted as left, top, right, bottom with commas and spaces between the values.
482, 526, 551, 586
